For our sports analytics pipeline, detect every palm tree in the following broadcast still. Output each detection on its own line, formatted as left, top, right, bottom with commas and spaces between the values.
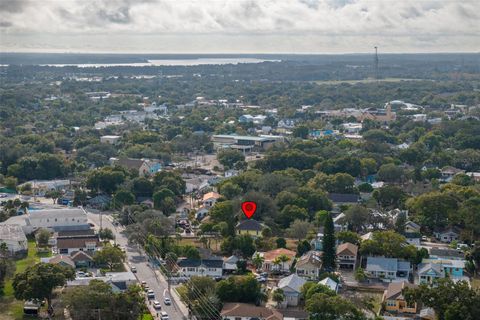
278, 254, 291, 273
252, 253, 264, 271
273, 257, 282, 272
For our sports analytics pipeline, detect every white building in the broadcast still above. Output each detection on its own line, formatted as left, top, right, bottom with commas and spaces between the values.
2, 208, 90, 234
177, 258, 224, 278
0, 224, 28, 254
100, 135, 121, 145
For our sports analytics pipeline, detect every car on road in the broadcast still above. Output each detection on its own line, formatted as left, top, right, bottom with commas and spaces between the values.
153, 300, 162, 309
163, 297, 171, 305
130, 266, 137, 273
0, 193, 8, 198
160, 311, 169, 320
141, 281, 147, 288
147, 289, 155, 299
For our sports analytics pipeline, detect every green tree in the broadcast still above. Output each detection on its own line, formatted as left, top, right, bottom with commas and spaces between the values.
13, 263, 75, 315
293, 125, 309, 139
343, 205, 370, 233
322, 213, 336, 271
216, 275, 265, 304
372, 185, 408, 209
288, 219, 313, 240
306, 293, 366, 320
279, 205, 308, 228
377, 163, 405, 183
276, 237, 287, 249
297, 240, 312, 257
113, 189, 135, 207
217, 149, 245, 170
219, 181, 242, 199
153, 188, 176, 207
336, 231, 361, 245
272, 288, 285, 307
86, 167, 126, 194
404, 279, 480, 320
99, 228, 115, 241
35, 228, 51, 248
93, 245, 126, 271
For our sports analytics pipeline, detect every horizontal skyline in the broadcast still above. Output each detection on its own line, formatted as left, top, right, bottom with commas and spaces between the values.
1, 0, 479, 53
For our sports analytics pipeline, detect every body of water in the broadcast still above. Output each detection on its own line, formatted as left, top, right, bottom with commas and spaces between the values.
39, 58, 280, 68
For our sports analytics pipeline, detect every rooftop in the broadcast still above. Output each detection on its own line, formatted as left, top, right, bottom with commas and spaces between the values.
28, 208, 87, 220
236, 219, 263, 231
336, 242, 358, 256
384, 281, 416, 300
278, 274, 307, 292
221, 303, 282, 320
260, 248, 296, 262
0, 224, 27, 242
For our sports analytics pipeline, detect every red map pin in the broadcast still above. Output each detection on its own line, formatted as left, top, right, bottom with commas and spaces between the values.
241, 201, 257, 219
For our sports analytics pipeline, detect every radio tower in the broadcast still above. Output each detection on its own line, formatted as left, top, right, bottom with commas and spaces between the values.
374, 46, 379, 80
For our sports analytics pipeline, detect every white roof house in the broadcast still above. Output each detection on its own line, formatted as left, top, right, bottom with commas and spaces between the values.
3, 208, 89, 234
277, 274, 307, 307
318, 277, 339, 293
0, 224, 28, 254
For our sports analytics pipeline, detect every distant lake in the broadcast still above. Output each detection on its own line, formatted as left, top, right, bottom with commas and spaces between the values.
39, 58, 280, 67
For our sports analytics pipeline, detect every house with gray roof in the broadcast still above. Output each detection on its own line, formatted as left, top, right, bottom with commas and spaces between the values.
366, 257, 411, 282
0, 224, 28, 255
177, 257, 223, 278
277, 274, 307, 306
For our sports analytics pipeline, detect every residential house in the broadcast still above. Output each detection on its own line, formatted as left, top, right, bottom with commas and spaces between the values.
366, 257, 411, 282
318, 277, 339, 293
434, 227, 460, 243
47, 254, 75, 269
56, 234, 101, 255
429, 248, 465, 260
328, 193, 360, 206
257, 248, 296, 272
71, 251, 94, 267
110, 157, 161, 177
177, 257, 224, 278
0, 224, 28, 255
202, 191, 221, 208
86, 194, 111, 210
336, 242, 358, 270
466, 172, 480, 182
382, 281, 418, 315
195, 206, 209, 221
440, 166, 464, 182
277, 274, 307, 307
296, 251, 322, 280
310, 230, 323, 251
404, 221, 421, 234
236, 219, 264, 238
100, 135, 121, 145
66, 271, 137, 292
238, 114, 267, 124
223, 255, 239, 273
277, 310, 309, 320
417, 259, 466, 285
220, 303, 282, 320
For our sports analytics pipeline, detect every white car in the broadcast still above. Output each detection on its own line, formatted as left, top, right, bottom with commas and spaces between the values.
163, 297, 171, 305
130, 266, 137, 273
153, 300, 162, 309
147, 289, 155, 299
160, 311, 169, 320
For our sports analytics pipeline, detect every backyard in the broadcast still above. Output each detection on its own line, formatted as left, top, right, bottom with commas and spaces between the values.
0, 239, 51, 320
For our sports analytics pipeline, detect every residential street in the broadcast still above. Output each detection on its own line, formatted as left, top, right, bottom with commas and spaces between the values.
86, 211, 188, 320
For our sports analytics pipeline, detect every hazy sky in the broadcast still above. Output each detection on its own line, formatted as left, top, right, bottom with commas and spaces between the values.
1, 0, 479, 53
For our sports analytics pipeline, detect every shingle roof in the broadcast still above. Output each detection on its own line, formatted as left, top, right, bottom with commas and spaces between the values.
202, 192, 220, 201
221, 303, 282, 320
278, 274, 307, 292
429, 248, 465, 259
236, 219, 263, 231
336, 242, 358, 256
70, 250, 93, 262
116, 158, 144, 170
296, 250, 322, 268
177, 258, 224, 268
56, 235, 100, 249
418, 263, 444, 276
49, 255, 75, 268
384, 281, 416, 300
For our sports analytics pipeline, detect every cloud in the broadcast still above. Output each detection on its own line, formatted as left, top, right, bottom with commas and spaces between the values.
0, 0, 479, 53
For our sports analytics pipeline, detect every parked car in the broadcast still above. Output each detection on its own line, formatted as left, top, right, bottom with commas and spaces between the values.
160, 311, 169, 320
147, 289, 155, 299
153, 300, 162, 309
163, 297, 171, 305
141, 281, 147, 288
130, 266, 137, 273
144, 285, 150, 292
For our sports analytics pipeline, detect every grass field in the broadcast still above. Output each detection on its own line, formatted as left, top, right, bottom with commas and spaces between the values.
0, 239, 44, 320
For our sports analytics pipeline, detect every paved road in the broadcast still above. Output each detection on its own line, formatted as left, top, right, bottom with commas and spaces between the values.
87, 211, 187, 320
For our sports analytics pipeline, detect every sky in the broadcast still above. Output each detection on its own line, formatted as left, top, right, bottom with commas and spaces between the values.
0, 0, 479, 54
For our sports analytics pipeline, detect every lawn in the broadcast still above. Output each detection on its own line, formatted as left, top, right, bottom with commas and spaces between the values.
0, 239, 43, 320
